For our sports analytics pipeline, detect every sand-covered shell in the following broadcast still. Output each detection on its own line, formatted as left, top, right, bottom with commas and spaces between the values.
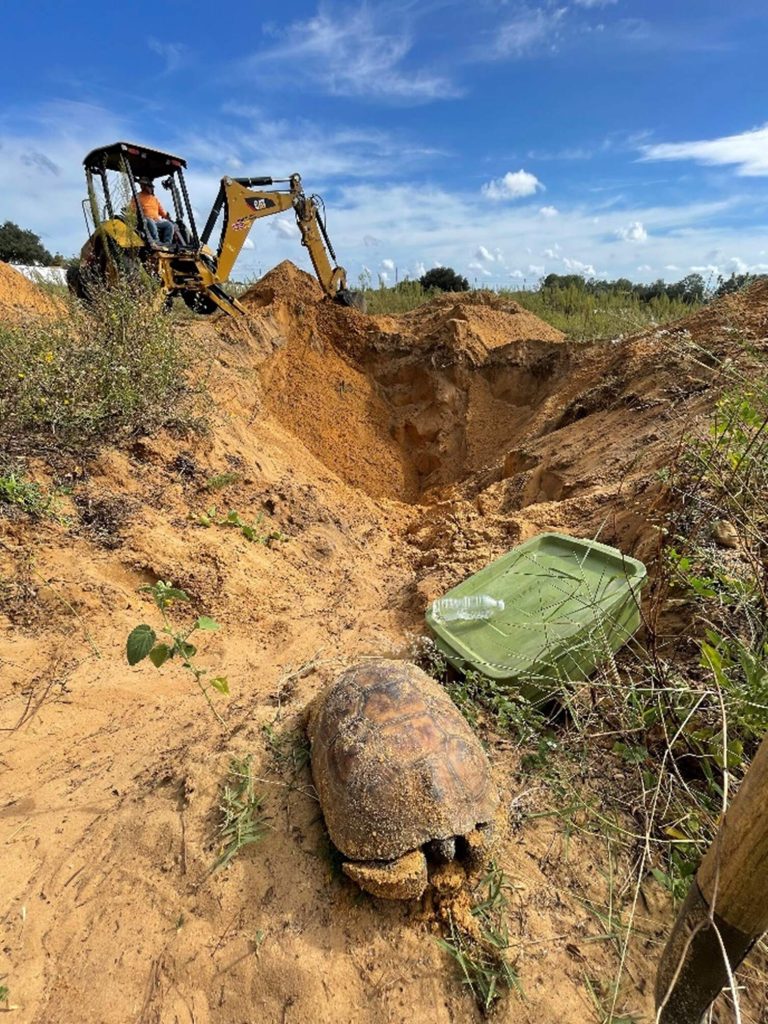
306, 659, 499, 862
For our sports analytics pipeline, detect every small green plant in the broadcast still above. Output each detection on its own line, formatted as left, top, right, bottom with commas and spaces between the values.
262, 720, 310, 781
438, 863, 521, 1014
0, 471, 57, 518
415, 637, 545, 743
126, 580, 228, 720
198, 504, 287, 545
204, 471, 241, 491
0, 984, 9, 1004
213, 754, 268, 872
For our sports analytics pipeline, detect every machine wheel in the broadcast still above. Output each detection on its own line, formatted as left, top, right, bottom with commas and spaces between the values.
66, 265, 90, 301
182, 290, 219, 315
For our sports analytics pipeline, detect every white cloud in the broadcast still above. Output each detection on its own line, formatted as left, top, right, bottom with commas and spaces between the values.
616, 220, 648, 242
509, 270, 525, 279
641, 124, 768, 177
148, 38, 188, 73
528, 264, 544, 275
572, 0, 617, 7
563, 257, 596, 276
727, 256, 749, 274
539, 205, 559, 217
414, 261, 426, 277
468, 261, 493, 277
636, 264, 652, 272
219, 106, 437, 181
543, 245, 561, 259
240, 10, 459, 103
380, 258, 396, 273
485, 7, 568, 59
482, 169, 544, 200
269, 219, 298, 239
664, 264, 679, 271
475, 245, 496, 263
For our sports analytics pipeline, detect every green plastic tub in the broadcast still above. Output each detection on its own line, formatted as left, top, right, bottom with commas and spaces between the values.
426, 532, 647, 702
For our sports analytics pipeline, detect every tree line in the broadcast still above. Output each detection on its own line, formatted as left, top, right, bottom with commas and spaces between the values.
0, 221, 71, 267
415, 266, 763, 303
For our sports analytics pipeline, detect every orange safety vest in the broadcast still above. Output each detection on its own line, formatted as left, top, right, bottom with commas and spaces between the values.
133, 193, 169, 221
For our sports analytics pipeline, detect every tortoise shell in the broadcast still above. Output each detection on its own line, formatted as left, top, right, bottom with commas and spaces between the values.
306, 659, 499, 862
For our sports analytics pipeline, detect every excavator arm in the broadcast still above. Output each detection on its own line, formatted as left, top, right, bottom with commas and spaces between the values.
201, 173, 353, 303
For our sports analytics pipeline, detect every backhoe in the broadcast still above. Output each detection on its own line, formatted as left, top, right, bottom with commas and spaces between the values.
69, 141, 361, 316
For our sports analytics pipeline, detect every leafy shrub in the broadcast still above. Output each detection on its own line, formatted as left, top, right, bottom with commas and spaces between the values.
419, 267, 470, 293
0, 277, 199, 455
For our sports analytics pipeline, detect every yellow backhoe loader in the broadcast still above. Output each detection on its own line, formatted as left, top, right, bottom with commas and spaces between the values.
68, 141, 362, 316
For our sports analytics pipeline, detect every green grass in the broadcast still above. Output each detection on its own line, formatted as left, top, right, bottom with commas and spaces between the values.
212, 755, 269, 872
508, 284, 697, 341
357, 279, 699, 339
438, 863, 521, 1015
204, 471, 241, 491
0, 276, 201, 456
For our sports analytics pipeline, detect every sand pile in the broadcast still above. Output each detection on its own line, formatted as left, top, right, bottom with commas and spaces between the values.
0, 261, 59, 320
673, 276, 768, 346
398, 290, 565, 350
239, 259, 325, 311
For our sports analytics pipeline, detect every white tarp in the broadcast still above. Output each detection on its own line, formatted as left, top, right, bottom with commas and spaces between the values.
13, 264, 68, 285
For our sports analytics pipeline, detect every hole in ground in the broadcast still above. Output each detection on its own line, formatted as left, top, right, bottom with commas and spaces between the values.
263, 328, 580, 505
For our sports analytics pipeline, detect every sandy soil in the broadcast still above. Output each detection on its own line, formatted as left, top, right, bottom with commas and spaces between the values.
1, 261, 767, 1023
0, 262, 60, 320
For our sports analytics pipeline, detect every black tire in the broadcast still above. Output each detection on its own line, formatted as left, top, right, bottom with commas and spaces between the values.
182, 290, 219, 315
66, 265, 89, 300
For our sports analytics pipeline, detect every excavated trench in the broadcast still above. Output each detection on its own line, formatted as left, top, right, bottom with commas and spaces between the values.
248, 262, 736, 544
360, 340, 574, 502
252, 271, 602, 507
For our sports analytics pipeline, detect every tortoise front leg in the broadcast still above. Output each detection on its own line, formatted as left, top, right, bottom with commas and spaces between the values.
343, 849, 428, 900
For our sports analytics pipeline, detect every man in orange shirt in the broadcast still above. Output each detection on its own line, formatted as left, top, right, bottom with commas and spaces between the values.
133, 177, 175, 247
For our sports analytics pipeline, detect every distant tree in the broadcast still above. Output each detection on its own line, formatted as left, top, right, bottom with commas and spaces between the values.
542, 273, 587, 291
679, 273, 706, 303
713, 272, 763, 299
419, 267, 469, 292
0, 221, 55, 265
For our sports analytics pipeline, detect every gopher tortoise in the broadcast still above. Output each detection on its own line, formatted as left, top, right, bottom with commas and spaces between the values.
306, 659, 499, 900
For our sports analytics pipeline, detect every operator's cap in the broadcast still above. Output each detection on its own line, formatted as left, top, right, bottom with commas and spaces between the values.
137, 175, 153, 185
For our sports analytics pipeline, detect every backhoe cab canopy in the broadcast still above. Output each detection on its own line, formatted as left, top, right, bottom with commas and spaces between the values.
82, 141, 197, 247
83, 142, 187, 178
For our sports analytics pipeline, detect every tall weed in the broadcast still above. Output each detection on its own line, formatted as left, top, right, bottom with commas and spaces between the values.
0, 277, 200, 455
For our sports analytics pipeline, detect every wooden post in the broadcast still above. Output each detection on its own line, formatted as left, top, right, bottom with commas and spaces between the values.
655, 733, 768, 1023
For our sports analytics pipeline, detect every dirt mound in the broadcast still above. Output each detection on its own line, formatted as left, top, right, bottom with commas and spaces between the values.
0, 261, 59, 320
228, 266, 768, 516
399, 290, 565, 350
673, 276, 768, 345
239, 259, 325, 311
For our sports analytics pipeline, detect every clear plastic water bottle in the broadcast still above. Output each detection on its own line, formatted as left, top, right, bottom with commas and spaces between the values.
431, 594, 505, 623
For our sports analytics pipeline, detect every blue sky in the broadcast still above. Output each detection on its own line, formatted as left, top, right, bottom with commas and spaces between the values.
2, 0, 768, 287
